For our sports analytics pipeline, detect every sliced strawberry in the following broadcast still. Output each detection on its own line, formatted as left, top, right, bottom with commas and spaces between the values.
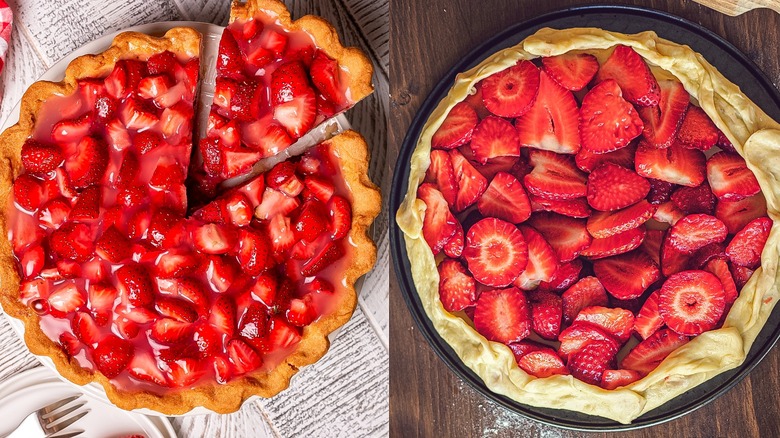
716, 193, 767, 235
133, 130, 163, 155
515, 70, 580, 154
65, 136, 109, 189
593, 250, 661, 300
235, 229, 271, 276
706, 152, 761, 201
154, 251, 199, 279
72, 311, 100, 345
327, 195, 352, 240
156, 297, 198, 323
286, 295, 317, 327
661, 235, 691, 276
93, 335, 134, 378
469, 116, 520, 164
541, 53, 599, 91
48, 284, 86, 315
177, 279, 210, 314
437, 259, 477, 312
637, 80, 689, 148
562, 277, 609, 324
731, 263, 755, 289
292, 200, 328, 243
473, 287, 531, 344
463, 218, 528, 287
424, 149, 458, 206
587, 200, 655, 239
558, 321, 620, 362
209, 295, 236, 337
527, 290, 562, 340
115, 263, 154, 307
601, 369, 642, 390
166, 358, 205, 387
481, 61, 539, 117
579, 79, 644, 153
13, 174, 44, 212
523, 149, 587, 200
21, 139, 64, 175
647, 178, 676, 205
255, 187, 300, 220
49, 222, 94, 262
634, 290, 663, 340
575, 142, 636, 173
658, 270, 725, 336
726, 216, 772, 268
443, 222, 464, 259
704, 258, 738, 310
670, 183, 716, 215
238, 302, 269, 350
120, 98, 159, 131
265, 214, 295, 255
477, 172, 531, 223
449, 149, 488, 212
271, 61, 312, 105
266, 161, 303, 197
227, 339, 263, 375
216, 28, 245, 79
668, 214, 727, 253
580, 226, 646, 259
641, 229, 665, 266
677, 106, 719, 150
417, 183, 458, 255
52, 113, 93, 145
689, 242, 727, 269
517, 348, 569, 378
464, 81, 491, 119
72, 184, 102, 219
274, 93, 317, 139
621, 328, 690, 376
35, 198, 69, 230
529, 194, 591, 218
513, 226, 559, 289
128, 351, 168, 386
303, 175, 335, 203
432, 102, 478, 149
301, 239, 345, 277
95, 226, 132, 262
309, 51, 344, 105
147, 50, 177, 76
19, 246, 45, 279
596, 45, 660, 106
653, 201, 685, 226
223, 148, 263, 179
573, 306, 635, 343
58, 332, 82, 357
256, 316, 301, 353
138, 74, 171, 100
568, 339, 619, 386
587, 163, 650, 212
527, 213, 591, 263
635, 140, 706, 187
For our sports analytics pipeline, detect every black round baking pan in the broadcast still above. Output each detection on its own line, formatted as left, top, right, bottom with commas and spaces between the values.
390, 4, 780, 431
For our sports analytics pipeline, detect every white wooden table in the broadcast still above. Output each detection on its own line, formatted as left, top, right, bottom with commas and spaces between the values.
0, 1, 389, 436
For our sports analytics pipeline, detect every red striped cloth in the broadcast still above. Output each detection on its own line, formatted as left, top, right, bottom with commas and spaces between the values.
0, 0, 11, 79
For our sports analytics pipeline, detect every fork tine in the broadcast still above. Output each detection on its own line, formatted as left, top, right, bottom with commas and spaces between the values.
44, 409, 89, 434
49, 430, 84, 438
39, 401, 86, 421
37, 395, 81, 416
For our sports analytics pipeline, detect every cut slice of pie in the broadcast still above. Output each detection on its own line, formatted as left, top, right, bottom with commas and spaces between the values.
191, 0, 374, 199
397, 27, 780, 424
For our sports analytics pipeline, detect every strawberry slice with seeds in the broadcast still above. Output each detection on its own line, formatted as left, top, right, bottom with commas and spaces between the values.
156, 297, 198, 323
227, 339, 263, 375
473, 287, 531, 344
621, 328, 690, 376
481, 61, 540, 118
274, 93, 317, 139
527, 213, 591, 263
641, 229, 665, 266
637, 80, 690, 148
48, 284, 86, 315
477, 172, 531, 224
513, 226, 559, 289
515, 70, 580, 154
580, 226, 646, 259
292, 200, 328, 243
70, 185, 101, 220
634, 290, 663, 340
516, 347, 569, 378
443, 222, 464, 259
716, 192, 767, 234
469, 116, 520, 164
558, 321, 620, 362
706, 151, 761, 201
450, 149, 488, 212
704, 258, 738, 311
255, 187, 300, 221
72, 312, 100, 345
417, 183, 458, 255
301, 239, 345, 277
424, 149, 458, 206
116, 263, 154, 307
726, 216, 772, 268
309, 51, 345, 105
128, 351, 168, 386
527, 290, 562, 340
677, 106, 719, 150
21, 139, 64, 175
529, 194, 591, 218
236, 229, 271, 276
93, 335, 134, 378
587, 199, 656, 239
438, 259, 477, 312
562, 277, 609, 324
661, 235, 691, 276
52, 113, 93, 144
95, 226, 132, 262
668, 214, 727, 253
154, 251, 199, 279
286, 296, 317, 327
653, 201, 685, 226
587, 163, 650, 212
601, 369, 642, 390
540, 53, 599, 91
689, 242, 727, 269
658, 270, 725, 336
573, 306, 635, 343
463, 218, 528, 287
65, 136, 109, 189
193, 223, 236, 255
574, 142, 636, 173
256, 316, 301, 353
647, 178, 676, 205
265, 214, 294, 256
596, 45, 660, 106
303, 175, 335, 203
432, 102, 478, 150
49, 222, 94, 262
635, 140, 706, 187
209, 295, 236, 337
593, 250, 661, 300
670, 183, 716, 215
568, 339, 619, 386
216, 28, 246, 79
12, 174, 43, 212
579, 79, 644, 153
523, 149, 587, 200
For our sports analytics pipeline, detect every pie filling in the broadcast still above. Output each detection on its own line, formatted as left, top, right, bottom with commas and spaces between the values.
418, 45, 771, 389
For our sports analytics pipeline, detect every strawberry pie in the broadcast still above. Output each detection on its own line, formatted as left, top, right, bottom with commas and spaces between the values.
397, 27, 780, 423
0, 0, 378, 416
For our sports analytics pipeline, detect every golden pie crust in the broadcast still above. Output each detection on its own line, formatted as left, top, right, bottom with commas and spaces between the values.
0, 29, 380, 414
396, 27, 780, 424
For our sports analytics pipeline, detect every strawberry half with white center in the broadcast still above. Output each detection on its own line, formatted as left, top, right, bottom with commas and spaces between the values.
437, 259, 477, 312
540, 52, 599, 91
480, 61, 540, 118
473, 287, 531, 344
469, 116, 521, 164
706, 151, 761, 201
515, 70, 580, 154
593, 250, 661, 300
726, 216, 772, 268
621, 328, 690, 376
595, 45, 660, 107
523, 149, 587, 200
635, 140, 706, 187
477, 172, 531, 224
463, 218, 528, 287
677, 106, 719, 150
658, 270, 726, 336
432, 102, 478, 150
638, 79, 690, 148
527, 213, 591, 263
586, 163, 650, 211
579, 79, 644, 153
514, 226, 559, 290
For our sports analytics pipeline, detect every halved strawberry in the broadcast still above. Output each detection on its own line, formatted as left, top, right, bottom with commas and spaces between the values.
653, 201, 685, 226
596, 45, 660, 106
677, 106, 719, 150
120, 98, 159, 131
72, 311, 100, 345
646, 178, 676, 205
621, 328, 690, 376
704, 258, 738, 310
562, 277, 609, 324
573, 306, 635, 343
274, 93, 316, 139
726, 216, 772, 268
65, 136, 109, 189
19, 246, 44, 279
637, 80, 689, 148
568, 339, 619, 386
463, 218, 528, 287
658, 270, 725, 336
227, 339, 263, 375
48, 283, 86, 315
481, 61, 540, 118
36, 198, 70, 230
716, 192, 767, 234
21, 139, 64, 175
327, 195, 352, 241
238, 302, 269, 350
477, 172, 531, 223
209, 295, 236, 337
641, 229, 665, 266
177, 278, 210, 314
541, 53, 599, 91
193, 223, 237, 255
661, 235, 690, 276
587, 163, 650, 211
138, 74, 171, 100
432, 102, 478, 150
235, 229, 271, 276
166, 358, 205, 387
156, 296, 198, 323
303, 175, 335, 203
579, 226, 646, 259
417, 183, 459, 255
706, 152, 761, 201
301, 239, 345, 277
292, 200, 328, 243
668, 214, 727, 253
689, 242, 727, 269
265, 214, 295, 256
558, 321, 620, 362
216, 28, 246, 79
601, 369, 642, 390
286, 295, 317, 327
634, 140, 706, 187
49, 222, 94, 262
222, 191, 253, 227
587, 200, 655, 239
469, 116, 520, 164
527, 290, 562, 340
128, 351, 168, 386
449, 149, 488, 212
579, 79, 644, 153
52, 113, 93, 145
93, 335, 134, 378
255, 187, 300, 220
309, 51, 345, 105
515, 70, 580, 154
424, 149, 458, 206
116, 263, 154, 307
473, 287, 531, 344
670, 183, 716, 215
527, 213, 591, 263
523, 149, 587, 200
271, 61, 311, 105
529, 195, 591, 218
95, 226, 132, 262
593, 250, 661, 300
516, 347, 569, 378
634, 290, 663, 340
513, 226, 559, 289
574, 142, 636, 173
13, 174, 43, 212
256, 316, 301, 353
223, 148, 263, 179
437, 259, 477, 312
58, 332, 81, 357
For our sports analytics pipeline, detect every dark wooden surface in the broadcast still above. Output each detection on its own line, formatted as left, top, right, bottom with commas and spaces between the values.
388, 1, 780, 437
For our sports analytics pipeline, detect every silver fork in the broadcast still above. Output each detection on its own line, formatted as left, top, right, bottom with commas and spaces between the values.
36, 394, 89, 437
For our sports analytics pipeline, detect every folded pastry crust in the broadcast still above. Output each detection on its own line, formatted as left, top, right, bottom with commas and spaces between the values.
396, 27, 780, 424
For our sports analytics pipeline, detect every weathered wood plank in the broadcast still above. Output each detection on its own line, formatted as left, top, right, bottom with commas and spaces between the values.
0, 21, 47, 123
173, 0, 230, 25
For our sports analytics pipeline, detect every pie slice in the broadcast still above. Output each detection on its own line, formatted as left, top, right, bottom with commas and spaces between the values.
191, 0, 374, 199
397, 27, 780, 424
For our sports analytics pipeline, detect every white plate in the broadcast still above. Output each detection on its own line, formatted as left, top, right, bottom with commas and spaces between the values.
1, 21, 358, 417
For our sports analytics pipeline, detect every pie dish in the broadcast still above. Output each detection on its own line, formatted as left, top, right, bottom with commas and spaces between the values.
396, 26, 780, 424
0, 0, 379, 416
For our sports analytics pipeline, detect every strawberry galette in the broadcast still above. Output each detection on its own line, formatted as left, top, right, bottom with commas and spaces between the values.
0, 0, 378, 416
397, 27, 780, 423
